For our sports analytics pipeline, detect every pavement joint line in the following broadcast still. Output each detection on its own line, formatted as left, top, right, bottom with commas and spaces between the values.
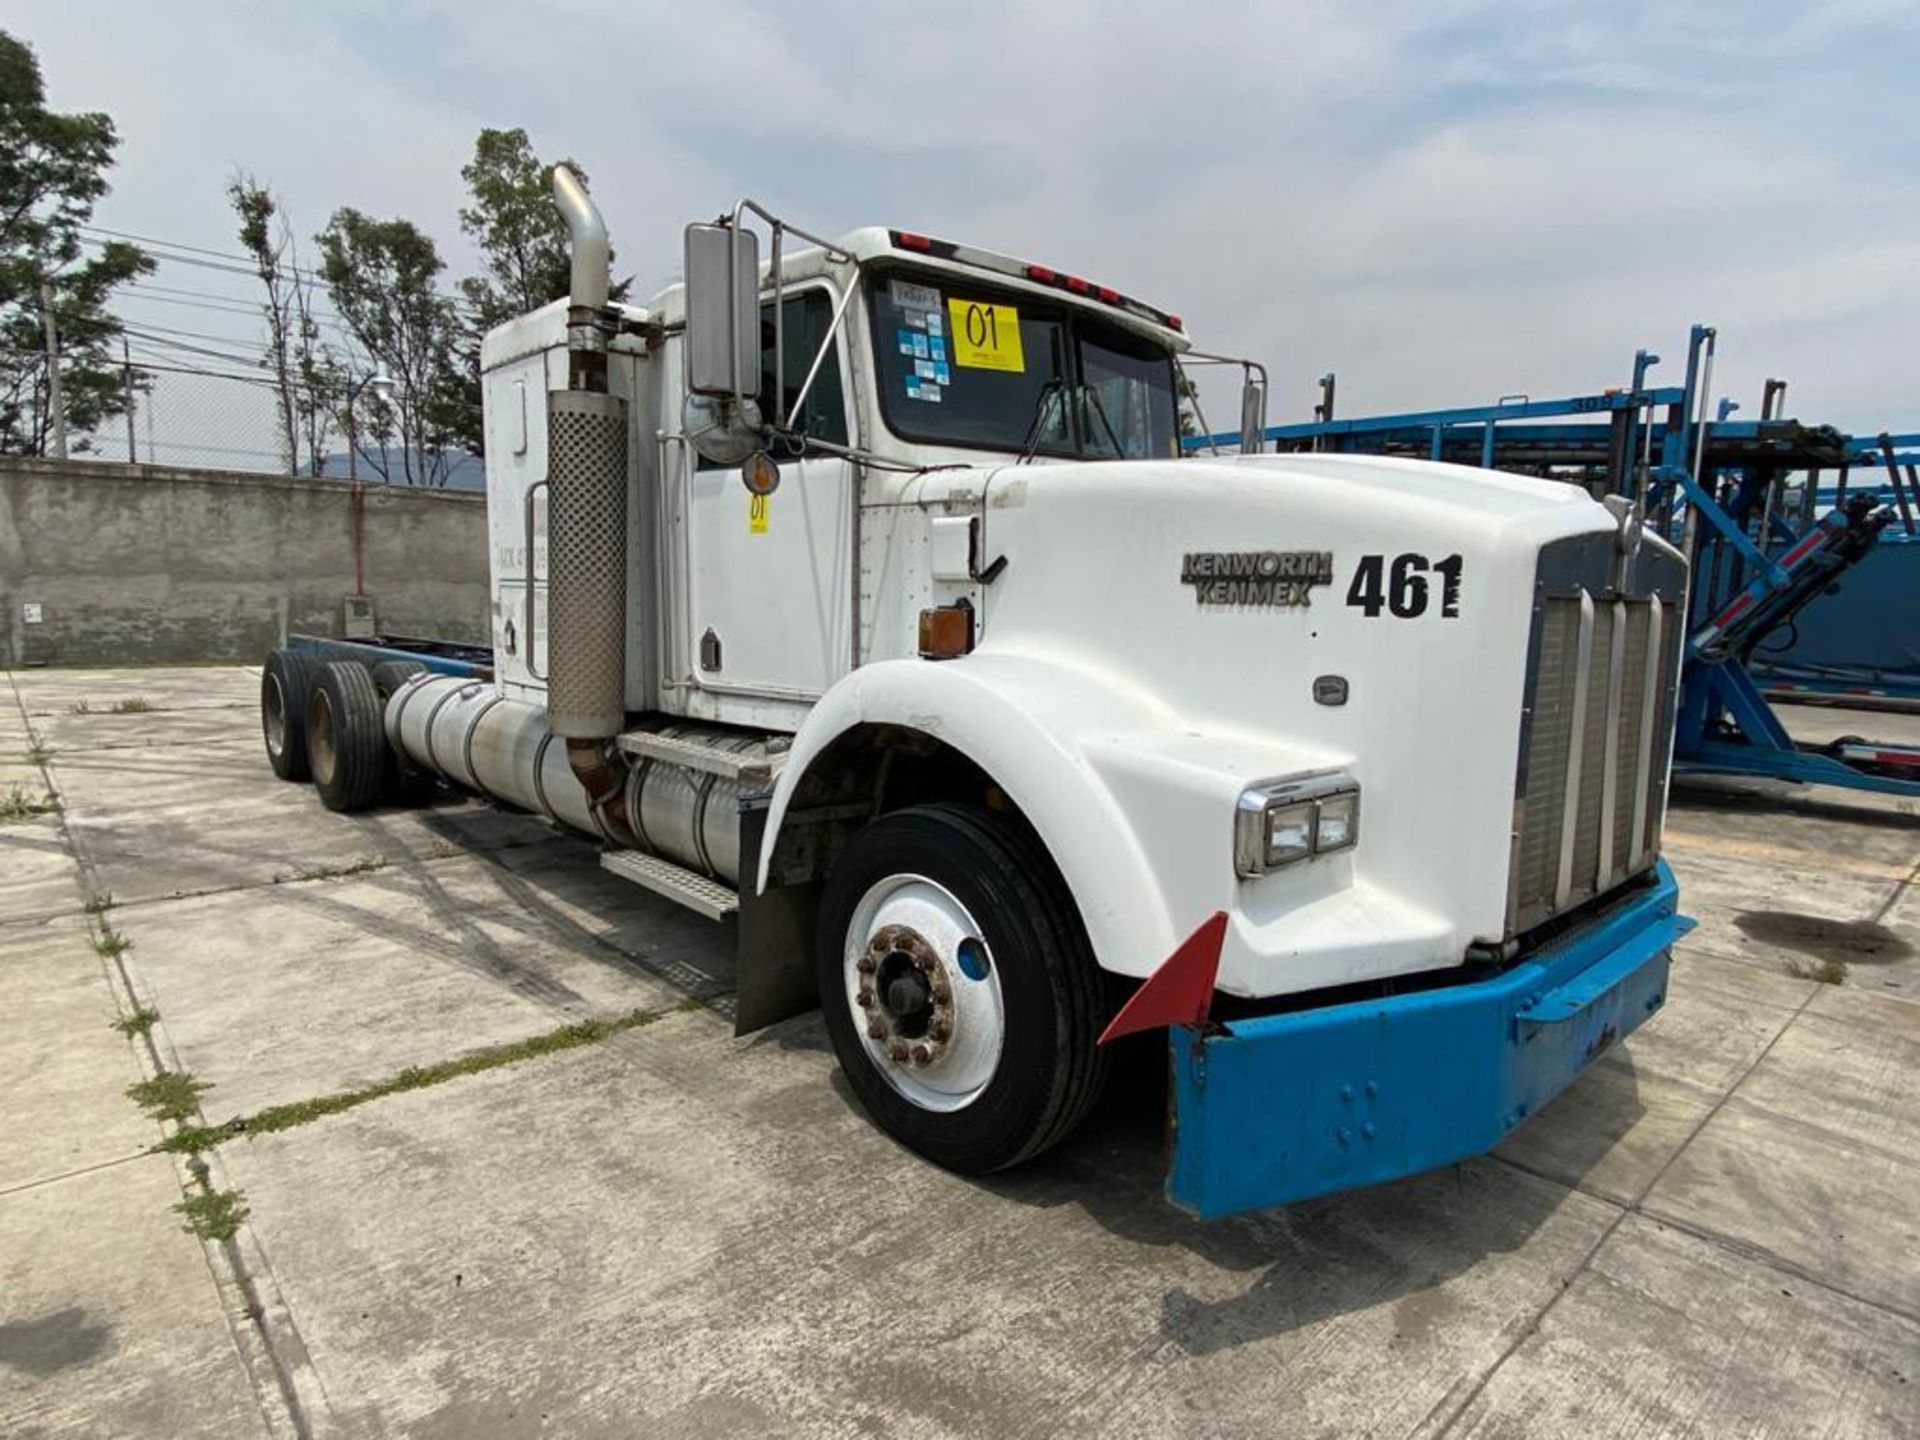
1868, 854, 1920, 925
1483, 1146, 1920, 1329
38, 733, 265, 754
0, 831, 564, 929
1638, 1202, 1920, 1329
1424, 976, 1826, 1438
0, 1148, 150, 1200
6, 667, 322, 1440
165, 1003, 704, 1155
1660, 827, 1919, 884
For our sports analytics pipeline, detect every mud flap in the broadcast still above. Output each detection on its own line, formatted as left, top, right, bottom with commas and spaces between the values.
733, 798, 821, 1035
1166, 862, 1691, 1219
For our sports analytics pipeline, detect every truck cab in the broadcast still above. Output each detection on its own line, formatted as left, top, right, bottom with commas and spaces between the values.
288, 172, 1692, 1218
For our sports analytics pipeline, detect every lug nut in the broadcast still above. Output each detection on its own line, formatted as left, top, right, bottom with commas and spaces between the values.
928, 1020, 951, 1042
867, 1021, 887, 1041
930, 982, 951, 1004
911, 1045, 933, 1065
856, 955, 876, 975
856, 987, 875, 1009
889, 1041, 910, 1062
914, 954, 935, 973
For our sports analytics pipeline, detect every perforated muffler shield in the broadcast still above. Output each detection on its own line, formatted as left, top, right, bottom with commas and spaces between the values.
545, 389, 629, 738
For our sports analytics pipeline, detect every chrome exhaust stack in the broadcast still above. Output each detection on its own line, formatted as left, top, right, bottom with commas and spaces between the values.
546, 165, 632, 833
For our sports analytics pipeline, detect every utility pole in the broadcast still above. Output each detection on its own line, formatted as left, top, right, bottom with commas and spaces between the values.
39, 279, 67, 460
122, 339, 137, 463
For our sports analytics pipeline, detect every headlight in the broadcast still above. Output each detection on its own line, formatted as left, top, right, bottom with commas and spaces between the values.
1234, 774, 1360, 877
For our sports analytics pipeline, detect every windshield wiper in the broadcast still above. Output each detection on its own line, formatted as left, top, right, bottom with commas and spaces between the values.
1081, 384, 1126, 459
1016, 378, 1065, 466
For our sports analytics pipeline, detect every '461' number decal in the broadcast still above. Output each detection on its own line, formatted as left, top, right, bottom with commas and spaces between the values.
1346, 553, 1463, 619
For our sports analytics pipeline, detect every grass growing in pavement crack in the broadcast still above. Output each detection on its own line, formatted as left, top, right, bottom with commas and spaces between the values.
158, 1005, 672, 1155
113, 1004, 160, 1038
128, 1069, 210, 1122
174, 1159, 248, 1241
111, 697, 156, 714
0, 785, 59, 822
84, 892, 114, 915
91, 927, 133, 958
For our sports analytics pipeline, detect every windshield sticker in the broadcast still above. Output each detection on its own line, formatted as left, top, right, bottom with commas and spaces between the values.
949, 298, 1025, 373
891, 278, 941, 315
905, 376, 943, 403
927, 312, 944, 336
910, 333, 931, 360
897, 328, 920, 356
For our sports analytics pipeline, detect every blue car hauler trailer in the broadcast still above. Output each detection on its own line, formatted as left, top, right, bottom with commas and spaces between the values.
262, 173, 1692, 1220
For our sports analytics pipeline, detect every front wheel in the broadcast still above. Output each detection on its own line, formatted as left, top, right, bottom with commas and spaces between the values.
815, 803, 1108, 1175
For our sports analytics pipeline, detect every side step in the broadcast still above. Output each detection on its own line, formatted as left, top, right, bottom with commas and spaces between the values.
600, 849, 739, 921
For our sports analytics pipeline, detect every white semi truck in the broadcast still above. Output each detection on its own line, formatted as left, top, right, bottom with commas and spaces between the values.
260, 169, 1691, 1217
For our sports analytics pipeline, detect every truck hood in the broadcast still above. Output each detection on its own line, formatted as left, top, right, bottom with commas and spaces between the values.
970, 451, 1633, 983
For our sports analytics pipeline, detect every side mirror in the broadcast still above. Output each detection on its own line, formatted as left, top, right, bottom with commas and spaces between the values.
1239, 371, 1268, 455
684, 222, 758, 399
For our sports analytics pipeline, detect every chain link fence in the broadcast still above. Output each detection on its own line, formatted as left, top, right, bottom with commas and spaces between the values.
0, 345, 483, 487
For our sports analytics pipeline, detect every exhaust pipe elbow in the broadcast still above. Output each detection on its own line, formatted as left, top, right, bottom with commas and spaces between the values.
550, 164, 610, 312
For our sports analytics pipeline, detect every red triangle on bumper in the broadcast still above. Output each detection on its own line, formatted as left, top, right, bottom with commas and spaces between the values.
1098, 910, 1229, 1044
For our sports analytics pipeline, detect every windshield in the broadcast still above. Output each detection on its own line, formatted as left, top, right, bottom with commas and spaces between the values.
867, 268, 1178, 460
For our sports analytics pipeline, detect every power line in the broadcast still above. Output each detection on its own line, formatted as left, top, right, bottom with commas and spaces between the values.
116, 290, 270, 319
81, 228, 493, 321
118, 326, 273, 367
118, 318, 270, 351
80, 223, 331, 282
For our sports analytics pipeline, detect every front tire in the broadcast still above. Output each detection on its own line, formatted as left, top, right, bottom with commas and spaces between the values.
815, 803, 1108, 1174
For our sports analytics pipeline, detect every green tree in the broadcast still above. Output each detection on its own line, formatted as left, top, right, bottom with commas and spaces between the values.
0, 30, 152, 455
457, 127, 625, 330
1175, 369, 1203, 439
453, 128, 629, 456
315, 208, 467, 486
229, 175, 340, 476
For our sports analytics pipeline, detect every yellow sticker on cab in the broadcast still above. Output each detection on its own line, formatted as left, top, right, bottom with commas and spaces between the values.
948, 298, 1025, 373
749, 493, 769, 535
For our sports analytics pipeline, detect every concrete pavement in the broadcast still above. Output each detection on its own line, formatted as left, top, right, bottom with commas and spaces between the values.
4, 665, 1917, 1438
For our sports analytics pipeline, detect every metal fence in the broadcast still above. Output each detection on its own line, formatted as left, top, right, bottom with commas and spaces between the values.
1, 345, 483, 488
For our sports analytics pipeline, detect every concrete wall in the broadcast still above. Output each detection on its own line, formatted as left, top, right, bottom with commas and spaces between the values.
0, 458, 490, 666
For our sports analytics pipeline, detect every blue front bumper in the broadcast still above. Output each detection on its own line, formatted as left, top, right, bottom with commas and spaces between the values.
1167, 861, 1691, 1219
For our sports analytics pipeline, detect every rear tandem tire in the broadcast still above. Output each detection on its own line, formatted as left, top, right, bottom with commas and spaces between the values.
261, 649, 317, 782
814, 803, 1109, 1176
306, 660, 391, 813
369, 661, 437, 805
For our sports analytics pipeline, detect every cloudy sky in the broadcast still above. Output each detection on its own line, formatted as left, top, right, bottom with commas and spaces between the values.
11, 0, 1918, 433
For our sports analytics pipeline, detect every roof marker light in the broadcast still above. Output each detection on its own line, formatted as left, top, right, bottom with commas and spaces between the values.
1064, 275, 1090, 294
1025, 263, 1056, 283
895, 231, 932, 251
1096, 285, 1119, 304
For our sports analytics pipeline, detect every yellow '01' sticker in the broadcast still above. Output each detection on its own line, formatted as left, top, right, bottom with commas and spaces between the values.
948, 298, 1025, 373
748, 493, 769, 534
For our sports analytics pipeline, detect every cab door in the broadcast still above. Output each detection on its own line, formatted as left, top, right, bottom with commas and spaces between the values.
684, 287, 855, 702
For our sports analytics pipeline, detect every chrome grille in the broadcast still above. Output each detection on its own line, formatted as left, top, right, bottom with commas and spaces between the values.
1509, 533, 1685, 935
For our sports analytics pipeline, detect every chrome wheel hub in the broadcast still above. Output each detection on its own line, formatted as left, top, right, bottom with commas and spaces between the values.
845, 874, 1003, 1112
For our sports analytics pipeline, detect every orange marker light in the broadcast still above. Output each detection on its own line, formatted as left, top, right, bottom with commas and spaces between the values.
918, 603, 974, 659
